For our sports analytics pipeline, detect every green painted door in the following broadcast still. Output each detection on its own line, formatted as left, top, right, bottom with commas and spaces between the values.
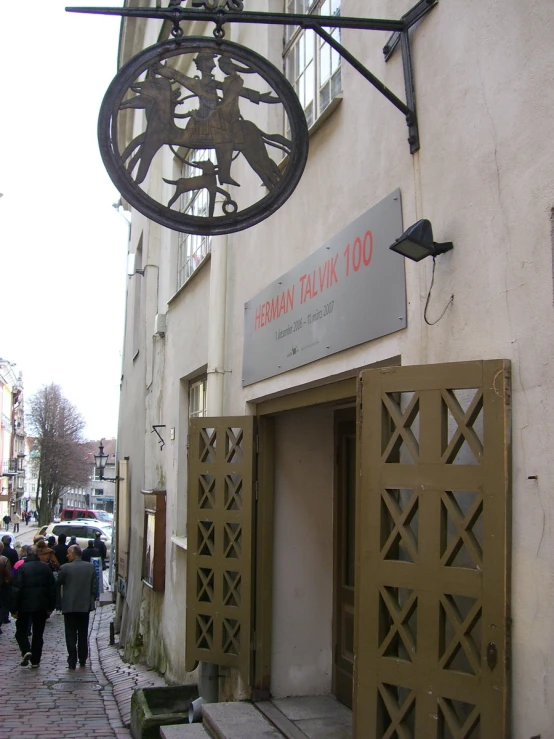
354, 360, 511, 739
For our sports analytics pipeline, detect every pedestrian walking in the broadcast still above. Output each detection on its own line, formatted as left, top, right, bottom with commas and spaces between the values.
82, 539, 102, 563
52, 534, 69, 567
0, 541, 13, 632
11, 545, 56, 667
2, 535, 18, 568
3, 514, 11, 531
12, 512, 20, 533
24, 512, 29, 526
93, 531, 108, 569
57, 545, 97, 669
36, 540, 59, 573
13, 545, 29, 572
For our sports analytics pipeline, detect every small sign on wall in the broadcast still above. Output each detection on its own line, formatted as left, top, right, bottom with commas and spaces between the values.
243, 190, 406, 385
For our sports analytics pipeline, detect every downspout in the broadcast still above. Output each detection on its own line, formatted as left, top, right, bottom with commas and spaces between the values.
200, 232, 229, 705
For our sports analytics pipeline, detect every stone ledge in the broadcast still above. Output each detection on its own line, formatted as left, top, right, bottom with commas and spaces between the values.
203, 702, 283, 739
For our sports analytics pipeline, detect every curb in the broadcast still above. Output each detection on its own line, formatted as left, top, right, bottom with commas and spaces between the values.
92, 604, 168, 729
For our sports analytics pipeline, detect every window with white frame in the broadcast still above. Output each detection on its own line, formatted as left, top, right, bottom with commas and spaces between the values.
177, 149, 214, 289
284, 0, 342, 131
189, 377, 207, 419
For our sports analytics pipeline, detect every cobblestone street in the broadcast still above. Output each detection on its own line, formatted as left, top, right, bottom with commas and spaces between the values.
0, 550, 167, 739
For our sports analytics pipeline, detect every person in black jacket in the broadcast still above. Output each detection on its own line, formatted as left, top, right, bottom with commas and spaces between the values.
52, 534, 69, 567
11, 546, 56, 667
1, 535, 18, 568
81, 540, 102, 563
93, 532, 107, 569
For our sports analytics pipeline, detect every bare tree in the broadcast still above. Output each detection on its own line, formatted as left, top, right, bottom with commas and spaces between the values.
27, 384, 89, 525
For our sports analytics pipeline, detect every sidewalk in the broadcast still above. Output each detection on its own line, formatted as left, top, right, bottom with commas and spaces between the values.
0, 598, 167, 738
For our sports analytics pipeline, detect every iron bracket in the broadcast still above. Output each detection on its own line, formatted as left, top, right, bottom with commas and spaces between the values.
152, 424, 166, 450
66, 0, 439, 153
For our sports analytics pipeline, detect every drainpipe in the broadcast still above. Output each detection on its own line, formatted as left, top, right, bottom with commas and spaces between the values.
200, 232, 229, 705
206, 233, 228, 417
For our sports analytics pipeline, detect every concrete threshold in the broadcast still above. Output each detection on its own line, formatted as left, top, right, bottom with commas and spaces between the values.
160, 694, 352, 739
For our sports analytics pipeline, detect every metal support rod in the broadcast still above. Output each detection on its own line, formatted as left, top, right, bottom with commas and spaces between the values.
400, 31, 419, 152
65, 6, 405, 33
383, 0, 438, 61
312, 25, 413, 121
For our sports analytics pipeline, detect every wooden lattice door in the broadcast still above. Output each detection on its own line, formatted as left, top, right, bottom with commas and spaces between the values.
186, 417, 255, 683
354, 360, 511, 739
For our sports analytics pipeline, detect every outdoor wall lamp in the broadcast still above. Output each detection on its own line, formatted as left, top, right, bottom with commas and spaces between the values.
94, 440, 118, 482
389, 219, 453, 262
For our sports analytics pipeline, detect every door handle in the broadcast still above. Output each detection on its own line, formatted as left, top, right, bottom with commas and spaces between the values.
486, 641, 498, 670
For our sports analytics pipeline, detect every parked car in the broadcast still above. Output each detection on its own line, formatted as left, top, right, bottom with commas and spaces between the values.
41, 521, 112, 559
60, 508, 112, 523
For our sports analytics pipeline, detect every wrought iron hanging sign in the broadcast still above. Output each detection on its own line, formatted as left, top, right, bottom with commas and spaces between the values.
71, 0, 440, 235
98, 35, 308, 235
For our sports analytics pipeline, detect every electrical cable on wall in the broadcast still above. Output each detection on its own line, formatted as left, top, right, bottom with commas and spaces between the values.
423, 257, 454, 326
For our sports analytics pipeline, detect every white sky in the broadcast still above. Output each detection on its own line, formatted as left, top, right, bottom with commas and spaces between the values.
0, 2, 129, 441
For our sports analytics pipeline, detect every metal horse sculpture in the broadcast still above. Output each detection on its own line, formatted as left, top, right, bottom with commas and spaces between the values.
119, 72, 292, 192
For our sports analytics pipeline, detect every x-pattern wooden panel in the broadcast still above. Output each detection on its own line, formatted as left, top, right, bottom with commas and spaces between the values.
226, 428, 244, 463
355, 360, 511, 739
382, 392, 420, 463
440, 491, 483, 569
197, 568, 214, 603
378, 587, 417, 661
378, 683, 416, 739
441, 389, 483, 464
222, 617, 240, 655
196, 614, 214, 650
199, 474, 216, 509
223, 570, 241, 607
199, 427, 217, 463
380, 489, 419, 562
224, 474, 242, 510
437, 697, 480, 738
439, 594, 482, 676
186, 417, 255, 680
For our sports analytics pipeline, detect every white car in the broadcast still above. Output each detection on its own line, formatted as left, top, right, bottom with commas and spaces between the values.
42, 521, 112, 559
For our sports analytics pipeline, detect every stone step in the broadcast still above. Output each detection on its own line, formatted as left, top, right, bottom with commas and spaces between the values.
203, 702, 284, 739
161, 724, 211, 738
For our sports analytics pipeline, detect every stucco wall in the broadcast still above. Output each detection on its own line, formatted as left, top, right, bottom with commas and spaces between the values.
271, 406, 334, 698
115, 0, 554, 733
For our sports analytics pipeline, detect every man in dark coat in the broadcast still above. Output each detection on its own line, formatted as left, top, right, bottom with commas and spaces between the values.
0, 541, 13, 630
11, 546, 56, 667
57, 545, 97, 669
81, 540, 102, 563
52, 534, 69, 567
1, 535, 18, 568
93, 532, 107, 569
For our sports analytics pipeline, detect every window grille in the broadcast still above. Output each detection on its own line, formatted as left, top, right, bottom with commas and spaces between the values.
284, 0, 342, 131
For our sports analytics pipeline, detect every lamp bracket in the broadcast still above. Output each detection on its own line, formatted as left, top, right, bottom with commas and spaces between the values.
66, 0, 439, 153
152, 425, 166, 450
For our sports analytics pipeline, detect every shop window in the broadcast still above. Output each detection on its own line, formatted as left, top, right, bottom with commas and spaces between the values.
189, 377, 207, 419
141, 491, 166, 592
176, 149, 213, 289
284, 0, 342, 132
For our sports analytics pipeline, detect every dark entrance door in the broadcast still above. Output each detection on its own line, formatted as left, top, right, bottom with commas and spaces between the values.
334, 410, 357, 708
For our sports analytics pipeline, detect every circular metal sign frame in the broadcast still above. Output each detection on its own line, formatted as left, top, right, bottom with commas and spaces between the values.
98, 37, 309, 235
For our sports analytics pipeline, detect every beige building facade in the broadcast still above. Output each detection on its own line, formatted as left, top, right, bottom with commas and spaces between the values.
113, 2, 554, 737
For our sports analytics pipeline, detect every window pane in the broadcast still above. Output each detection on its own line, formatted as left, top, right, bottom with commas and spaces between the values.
305, 60, 315, 107
320, 40, 331, 85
